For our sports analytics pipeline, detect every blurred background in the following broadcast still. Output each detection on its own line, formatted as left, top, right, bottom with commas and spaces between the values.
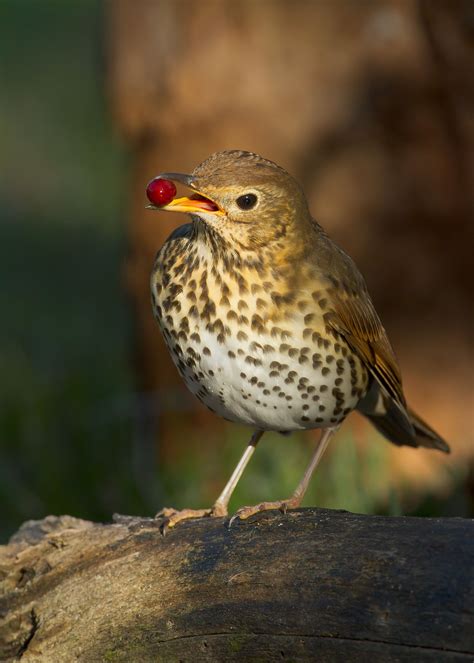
1, 0, 472, 542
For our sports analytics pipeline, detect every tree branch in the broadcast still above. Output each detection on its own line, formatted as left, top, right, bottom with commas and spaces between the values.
1, 509, 472, 661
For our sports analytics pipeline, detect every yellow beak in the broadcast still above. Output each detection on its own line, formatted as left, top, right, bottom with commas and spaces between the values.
146, 173, 223, 215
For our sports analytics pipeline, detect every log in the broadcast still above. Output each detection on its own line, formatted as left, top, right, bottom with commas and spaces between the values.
0, 509, 472, 661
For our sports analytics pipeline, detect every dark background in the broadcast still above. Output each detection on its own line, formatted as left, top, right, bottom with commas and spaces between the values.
1, 0, 472, 542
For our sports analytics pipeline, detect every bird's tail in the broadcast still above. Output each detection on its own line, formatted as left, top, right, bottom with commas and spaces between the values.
406, 407, 450, 453
359, 383, 450, 453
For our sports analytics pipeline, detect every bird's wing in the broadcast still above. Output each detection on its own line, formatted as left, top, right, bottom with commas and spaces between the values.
328, 290, 406, 406
318, 238, 406, 407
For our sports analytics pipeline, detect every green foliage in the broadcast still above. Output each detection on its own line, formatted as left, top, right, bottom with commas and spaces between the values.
0, 0, 142, 539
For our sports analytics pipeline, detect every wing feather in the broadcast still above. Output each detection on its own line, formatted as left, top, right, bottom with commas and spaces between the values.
316, 237, 406, 407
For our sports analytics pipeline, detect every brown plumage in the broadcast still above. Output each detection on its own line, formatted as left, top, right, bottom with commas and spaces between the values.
148, 150, 449, 531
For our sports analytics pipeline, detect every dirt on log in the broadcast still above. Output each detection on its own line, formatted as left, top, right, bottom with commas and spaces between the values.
0, 509, 472, 662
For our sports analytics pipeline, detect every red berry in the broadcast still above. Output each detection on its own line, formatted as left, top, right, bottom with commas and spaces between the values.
146, 177, 177, 206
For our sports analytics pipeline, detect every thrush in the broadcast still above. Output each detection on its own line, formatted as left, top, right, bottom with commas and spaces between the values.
147, 150, 449, 531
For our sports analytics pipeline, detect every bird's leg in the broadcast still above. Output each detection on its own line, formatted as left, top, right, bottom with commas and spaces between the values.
212, 430, 264, 515
157, 430, 264, 532
230, 427, 337, 525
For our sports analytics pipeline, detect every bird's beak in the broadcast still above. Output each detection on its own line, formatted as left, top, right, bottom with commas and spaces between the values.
146, 173, 223, 215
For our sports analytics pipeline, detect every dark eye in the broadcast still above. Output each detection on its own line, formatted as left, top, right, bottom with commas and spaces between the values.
236, 193, 258, 210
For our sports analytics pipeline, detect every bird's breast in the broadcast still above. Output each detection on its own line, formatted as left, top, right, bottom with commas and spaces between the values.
151, 236, 368, 431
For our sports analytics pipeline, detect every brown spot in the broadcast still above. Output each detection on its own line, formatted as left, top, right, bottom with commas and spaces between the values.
246, 355, 262, 367
297, 300, 308, 312
251, 314, 264, 331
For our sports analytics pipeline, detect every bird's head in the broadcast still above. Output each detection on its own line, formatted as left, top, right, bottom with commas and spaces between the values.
147, 150, 312, 255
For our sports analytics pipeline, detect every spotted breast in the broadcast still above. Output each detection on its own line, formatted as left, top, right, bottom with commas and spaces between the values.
151, 221, 368, 433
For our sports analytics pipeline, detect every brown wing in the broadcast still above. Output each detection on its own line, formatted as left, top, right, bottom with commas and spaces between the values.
317, 236, 406, 407
329, 290, 406, 406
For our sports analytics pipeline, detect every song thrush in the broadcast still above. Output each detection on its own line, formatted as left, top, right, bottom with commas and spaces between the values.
147, 150, 449, 531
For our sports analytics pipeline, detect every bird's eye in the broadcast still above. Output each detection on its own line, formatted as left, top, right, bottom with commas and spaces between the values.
236, 193, 258, 210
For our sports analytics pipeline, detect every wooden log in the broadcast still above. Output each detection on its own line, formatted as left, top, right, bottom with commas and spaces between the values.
0, 509, 472, 661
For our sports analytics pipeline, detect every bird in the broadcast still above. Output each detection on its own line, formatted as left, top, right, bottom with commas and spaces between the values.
147, 150, 449, 531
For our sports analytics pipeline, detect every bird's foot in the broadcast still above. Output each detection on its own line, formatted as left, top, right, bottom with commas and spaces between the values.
155, 504, 227, 534
228, 497, 300, 527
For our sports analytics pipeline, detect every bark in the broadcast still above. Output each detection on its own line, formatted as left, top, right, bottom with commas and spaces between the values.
1, 509, 472, 661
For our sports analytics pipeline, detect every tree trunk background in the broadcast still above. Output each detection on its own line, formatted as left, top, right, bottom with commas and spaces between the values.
1, 509, 473, 661
106, 1, 473, 468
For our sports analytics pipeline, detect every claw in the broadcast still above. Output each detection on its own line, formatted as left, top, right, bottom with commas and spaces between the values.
154, 505, 227, 535
228, 498, 300, 527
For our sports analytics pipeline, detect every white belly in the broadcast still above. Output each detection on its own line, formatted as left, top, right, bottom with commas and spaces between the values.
161, 321, 361, 432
